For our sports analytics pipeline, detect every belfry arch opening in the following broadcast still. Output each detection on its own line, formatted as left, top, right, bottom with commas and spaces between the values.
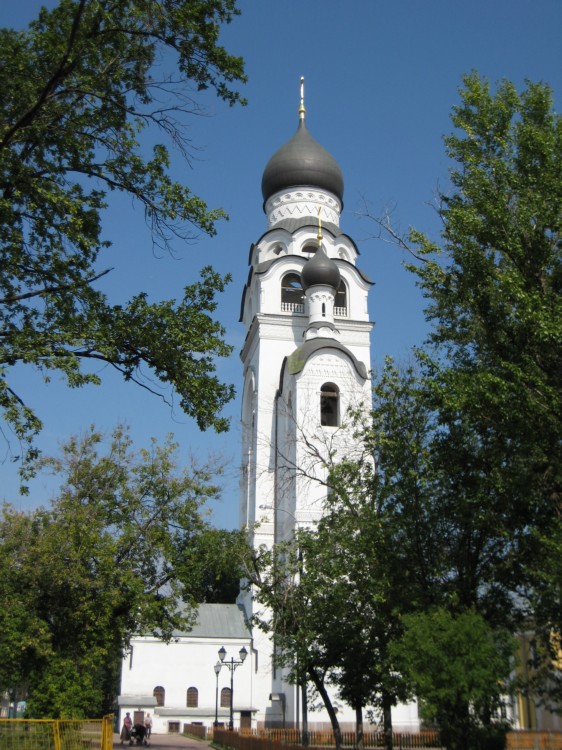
320, 382, 339, 427
281, 272, 304, 312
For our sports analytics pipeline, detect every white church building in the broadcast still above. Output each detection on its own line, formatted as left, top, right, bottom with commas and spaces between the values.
118, 83, 420, 735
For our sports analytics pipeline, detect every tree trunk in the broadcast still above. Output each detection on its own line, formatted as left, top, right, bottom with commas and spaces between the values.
355, 705, 364, 750
382, 691, 393, 750
308, 666, 342, 750
301, 679, 309, 747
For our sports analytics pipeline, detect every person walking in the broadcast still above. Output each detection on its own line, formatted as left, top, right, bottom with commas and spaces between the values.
144, 713, 152, 740
120, 712, 132, 744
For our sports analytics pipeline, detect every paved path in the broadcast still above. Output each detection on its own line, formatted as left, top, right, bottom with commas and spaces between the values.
114, 734, 210, 750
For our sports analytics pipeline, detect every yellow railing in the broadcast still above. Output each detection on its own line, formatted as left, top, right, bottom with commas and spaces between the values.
0, 716, 114, 750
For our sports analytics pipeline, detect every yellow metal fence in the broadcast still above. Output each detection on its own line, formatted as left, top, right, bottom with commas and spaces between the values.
0, 716, 113, 750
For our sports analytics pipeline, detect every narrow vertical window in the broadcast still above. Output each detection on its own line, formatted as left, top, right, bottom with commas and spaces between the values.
334, 280, 347, 316
320, 383, 339, 427
220, 687, 232, 708
186, 687, 198, 707
153, 686, 165, 707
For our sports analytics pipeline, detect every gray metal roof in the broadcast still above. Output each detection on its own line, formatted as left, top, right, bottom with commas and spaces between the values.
262, 119, 344, 205
172, 603, 250, 639
302, 246, 341, 290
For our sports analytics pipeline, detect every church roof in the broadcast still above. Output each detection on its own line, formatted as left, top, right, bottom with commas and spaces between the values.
172, 603, 250, 639
261, 118, 344, 205
301, 246, 341, 290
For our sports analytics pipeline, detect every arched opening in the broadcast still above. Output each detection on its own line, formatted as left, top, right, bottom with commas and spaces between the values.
186, 687, 198, 707
153, 686, 165, 707
334, 280, 347, 316
281, 273, 304, 313
320, 382, 339, 427
220, 687, 232, 708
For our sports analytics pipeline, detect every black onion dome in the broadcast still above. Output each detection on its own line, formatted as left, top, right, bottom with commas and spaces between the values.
301, 247, 341, 290
261, 119, 344, 204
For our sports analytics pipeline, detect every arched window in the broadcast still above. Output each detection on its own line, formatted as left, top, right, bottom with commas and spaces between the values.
153, 686, 165, 707
334, 280, 347, 316
220, 687, 232, 708
320, 383, 339, 427
281, 273, 304, 313
186, 687, 198, 708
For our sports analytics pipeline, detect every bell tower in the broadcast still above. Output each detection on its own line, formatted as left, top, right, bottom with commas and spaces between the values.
238, 79, 374, 725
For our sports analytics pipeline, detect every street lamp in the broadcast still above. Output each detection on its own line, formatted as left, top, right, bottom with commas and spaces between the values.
213, 661, 222, 728
218, 645, 248, 730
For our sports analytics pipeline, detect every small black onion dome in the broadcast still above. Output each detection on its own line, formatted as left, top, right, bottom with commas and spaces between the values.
261, 119, 344, 204
301, 246, 341, 290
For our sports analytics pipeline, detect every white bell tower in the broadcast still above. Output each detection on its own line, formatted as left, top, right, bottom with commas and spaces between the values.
238, 79, 374, 726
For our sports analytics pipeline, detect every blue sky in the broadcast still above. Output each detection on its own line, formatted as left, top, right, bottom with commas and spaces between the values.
2, 1, 562, 528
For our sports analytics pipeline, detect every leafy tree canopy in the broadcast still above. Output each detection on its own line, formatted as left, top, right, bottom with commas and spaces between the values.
358, 73, 562, 724
405, 73, 562, 666
409, 73, 562, 524
0, 425, 247, 717
391, 609, 514, 750
0, 0, 247, 478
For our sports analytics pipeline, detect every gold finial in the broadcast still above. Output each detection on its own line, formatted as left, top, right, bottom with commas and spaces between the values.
299, 76, 306, 120
317, 206, 323, 247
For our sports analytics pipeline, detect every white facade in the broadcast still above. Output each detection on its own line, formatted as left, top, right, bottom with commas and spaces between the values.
118, 604, 254, 733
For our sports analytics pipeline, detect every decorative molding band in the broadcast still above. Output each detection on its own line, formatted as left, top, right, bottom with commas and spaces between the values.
266, 189, 341, 228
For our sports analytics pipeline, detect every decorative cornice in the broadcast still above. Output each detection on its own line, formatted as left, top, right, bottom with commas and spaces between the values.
266, 188, 341, 228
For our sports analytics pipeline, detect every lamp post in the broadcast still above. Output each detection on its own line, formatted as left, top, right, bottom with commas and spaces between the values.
213, 661, 222, 728
218, 645, 248, 730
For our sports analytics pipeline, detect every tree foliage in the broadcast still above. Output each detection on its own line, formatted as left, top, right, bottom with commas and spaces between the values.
183, 527, 249, 604
0, 0, 246, 474
407, 73, 562, 691
391, 609, 513, 750
346, 73, 562, 738
0, 425, 245, 717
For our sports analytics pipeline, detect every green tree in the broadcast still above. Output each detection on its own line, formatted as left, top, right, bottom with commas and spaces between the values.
297, 359, 527, 747
0, 0, 246, 475
366, 72, 562, 708
183, 527, 248, 603
308, 454, 414, 750
0, 425, 239, 717
391, 609, 514, 750
248, 534, 346, 749
406, 73, 562, 695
